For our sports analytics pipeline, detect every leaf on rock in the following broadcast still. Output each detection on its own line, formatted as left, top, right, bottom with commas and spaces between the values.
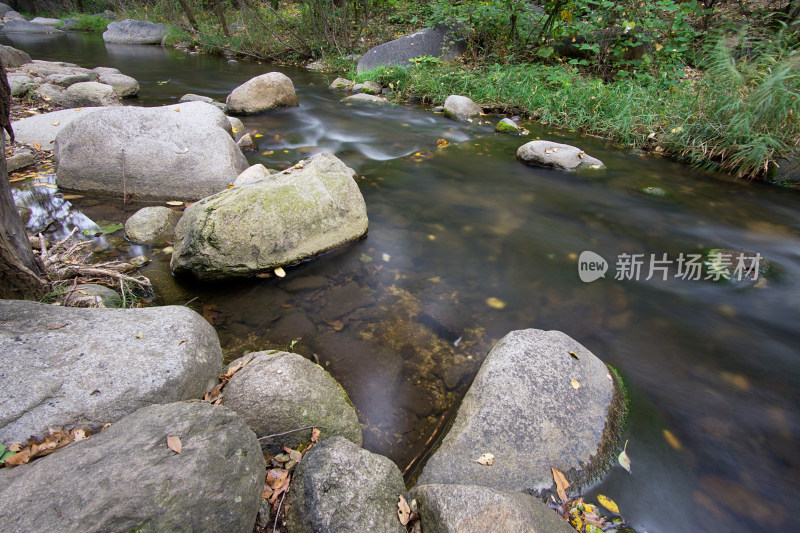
551, 467, 570, 502
398, 495, 411, 526
3, 449, 31, 466
597, 494, 619, 514
569, 350, 579, 360
571, 379, 581, 389
46, 323, 69, 330
473, 453, 495, 466
167, 436, 182, 454
618, 440, 631, 473
33, 142, 42, 150
166, 201, 183, 206
266, 468, 289, 489
311, 428, 320, 443
51, 121, 60, 126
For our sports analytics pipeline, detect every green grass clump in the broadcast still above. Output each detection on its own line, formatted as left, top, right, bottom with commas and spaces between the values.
59, 14, 110, 32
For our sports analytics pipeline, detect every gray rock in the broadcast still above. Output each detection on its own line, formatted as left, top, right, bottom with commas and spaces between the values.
517, 140, 605, 171
496, 117, 520, 134
17, 205, 31, 225
329, 77, 353, 90
171, 152, 368, 280
92, 66, 120, 75
54, 102, 248, 201
228, 116, 245, 141
0, 401, 265, 533
0, 300, 223, 445
0, 3, 12, 17
94, 10, 117, 20
237, 132, 255, 151
179, 93, 213, 104
34, 82, 67, 105
2, 10, 25, 21
222, 351, 362, 452
44, 72, 93, 87
342, 93, 388, 104
233, 163, 271, 187
7, 72, 33, 96
0, 44, 31, 67
225, 72, 298, 115
410, 484, 576, 533
286, 437, 406, 533
357, 23, 466, 74
103, 18, 168, 44
98, 71, 139, 97
129, 254, 150, 268
125, 206, 181, 244
59, 17, 79, 30
63, 81, 121, 107
10, 107, 101, 151
417, 329, 624, 495
3, 19, 63, 33
443, 95, 481, 121
772, 156, 800, 183
7, 147, 34, 172
63, 283, 123, 308
29, 16, 60, 27
352, 80, 381, 95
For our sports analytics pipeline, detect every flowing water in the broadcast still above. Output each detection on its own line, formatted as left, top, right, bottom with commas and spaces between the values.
4, 31, 799, 533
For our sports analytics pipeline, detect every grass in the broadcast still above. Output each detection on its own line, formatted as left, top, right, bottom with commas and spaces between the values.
58, 13, 110, 31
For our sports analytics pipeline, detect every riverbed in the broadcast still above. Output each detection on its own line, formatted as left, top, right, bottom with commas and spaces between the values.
4, 31, 799, 533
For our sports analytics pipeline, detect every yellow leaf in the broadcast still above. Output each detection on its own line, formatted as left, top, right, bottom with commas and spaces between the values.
166, 201, 184, 206
571, 379, 581, 389
551, 467, 570, 502
51, 121, 60, 126
274, 266, 286, 278
473, 452, 495, 466
167, 436, 182, 453
654, 43, 664, 51
662, 429, 682, 450
485, 297, 506, 309
135, 332, 143, 339
231, 127, 237, 132
254, 133, 263, 138
174, 108, 181, 112
33, 142, 42, 151
597, 494, 619, 514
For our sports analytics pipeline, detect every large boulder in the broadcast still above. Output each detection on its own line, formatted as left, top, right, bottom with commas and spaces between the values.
221, 351, 362, 452
0, 300, 223, 445
357, 23, 466, 74
171, 152, 368, 280
9, 107, 101, 151
0, 3, 12, 17
102, 18, 168, 44
2, 10, 26, 21
125, 206, 181, 244
286, 437, 406, 533
225, 72, 298, 115
2, 19, 63, 33
0, 44, 31, 67
417, 329, 625, 494
97, 71, 139, 97
63, 81, 122, 107
0, 402, 265, 533
443, 95, 481, 121
54, 102, 249, 201
517, 140, 605, 171
29, 16, 60, 27
410, 484, 576, 533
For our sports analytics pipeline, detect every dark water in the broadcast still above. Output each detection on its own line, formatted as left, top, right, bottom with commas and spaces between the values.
5, 31, 800, 533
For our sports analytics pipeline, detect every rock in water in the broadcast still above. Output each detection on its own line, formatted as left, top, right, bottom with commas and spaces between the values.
409, 484, 576, 533
221, 351, 362, 453
54, 102, 248, 201
171, 152, 368, 280
517, 140, 605, 171
96, 72, 139, 98
225, 72, 298, 115
125, 206, 181, 244
0, 300, 222, 445
0, 44, 31, 67
102, 19, 168, 44
63, 81, 121, 107
417, 329, 625, 495
286, 437, 406, 533
0, 402, 265, 533
2, 19, 64, 33
443, 95, 481, 121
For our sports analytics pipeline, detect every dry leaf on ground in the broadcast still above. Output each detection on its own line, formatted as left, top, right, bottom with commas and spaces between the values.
551, 467, 570, 502
167, 436, 182, 454
398, 495, 411, 525
472, 452, 495, 466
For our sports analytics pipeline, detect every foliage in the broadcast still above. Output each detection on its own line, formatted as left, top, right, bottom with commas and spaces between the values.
58, 13, 110, 31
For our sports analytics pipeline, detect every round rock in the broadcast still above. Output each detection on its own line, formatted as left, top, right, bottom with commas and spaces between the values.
443, 94, 481, 121
103, 19, 168, 44
125, 206, 181, 244
225, 72, 298, 115
517, 140, 605, 171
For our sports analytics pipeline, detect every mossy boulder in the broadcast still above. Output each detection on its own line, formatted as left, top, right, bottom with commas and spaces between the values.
496, 118, 520, 134
170, 152, 368, 280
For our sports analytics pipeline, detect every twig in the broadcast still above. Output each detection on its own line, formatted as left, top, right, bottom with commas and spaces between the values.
258, 426, 327, 441
272, 489, 287, 533
184, 296, 199, 307
120, 278, 126, 308
121, 148, 126, 205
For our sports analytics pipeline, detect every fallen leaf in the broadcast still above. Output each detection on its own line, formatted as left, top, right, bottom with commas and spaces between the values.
286, 448, 302, 463
33, 142, 42, 150
551, 467, 570, 502
3, 449, 31, 466
618, 440, 631, 473
485, 297, 506, 309
223, 354, 255, 379
51, 121, 60, 126
30, 182, 58, 188
473, 453, 495, 466
262, 485, 274, 499
61, 194, 84, 200
569, 350, 579, 360
571, 379, 581, 389
70, 428, 89, 441
398, 495, 411, 526
274, 266, 286, 278
167, 436, 182, 453
597, 494, 619, 514
174, 108, 181, 112
267, 468, 289, 489
135, 332, 143, 339
662, 429, 682, 450
178, 339, 188, 346
166, 201, 183, 206
46, 323, 69, 330
311, 427, 320, 442
254, 133, 263, 138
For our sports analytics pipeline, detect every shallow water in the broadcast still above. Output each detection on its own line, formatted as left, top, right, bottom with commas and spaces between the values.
5, 31, 800, 533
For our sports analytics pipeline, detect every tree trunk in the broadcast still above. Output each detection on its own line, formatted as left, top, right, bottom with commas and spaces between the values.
214, 0, 230, 37
177, 0, 200, 31
0, 60, 48, 300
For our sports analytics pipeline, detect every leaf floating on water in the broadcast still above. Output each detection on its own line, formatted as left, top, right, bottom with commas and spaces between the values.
473, 453, 495, 466
551, 467, 570, 502
274, 266, 286, 278
571, 379, 581, 389
157, 79, 171, 85
597, 494, 619, 514
485, 297, 506, 309
618, 440, 631, 473
167, 436, 182, 454
165, 200, 184, 206
662, 429, 682, 450
398, 495, 411, 526
30, 181, 57, 188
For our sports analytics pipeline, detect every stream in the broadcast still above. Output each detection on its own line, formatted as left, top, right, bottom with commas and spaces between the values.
4, 31, 799, 533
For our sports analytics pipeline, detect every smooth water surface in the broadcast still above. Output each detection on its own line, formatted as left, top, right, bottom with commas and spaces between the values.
5, 31, 799, 533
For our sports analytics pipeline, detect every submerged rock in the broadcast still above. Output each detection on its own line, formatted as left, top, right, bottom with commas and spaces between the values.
170, 152, 368, 280
517, 140, 605, 171
221, 351, 362, 452
54, 102, 248, 201
410, 484, 576, 533
0, 402, 264, 533
102, 19, 168, 44
225, 72, 298, 115
343, 93, 388, 105
125, 206, 181, 244
0, 300, 222, 445
286, 437, 406, 533
417, 329, 625, 495
443, 95, 481, 121
357, 23, 466, 74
